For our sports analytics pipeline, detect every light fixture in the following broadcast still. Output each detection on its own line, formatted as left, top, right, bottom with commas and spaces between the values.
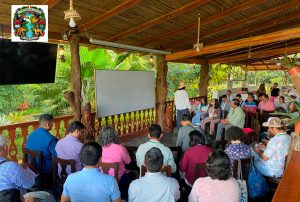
193, 14, 204, 52
58, 45, 65, 62
149, 55, 154, 63
248, 47, 251, 58
90, 38, 171, 55
64, 0, 81, 28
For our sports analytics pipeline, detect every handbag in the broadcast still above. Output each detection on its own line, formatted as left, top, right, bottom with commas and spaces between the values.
237, 159, 248, 202
247, 158, 268, 199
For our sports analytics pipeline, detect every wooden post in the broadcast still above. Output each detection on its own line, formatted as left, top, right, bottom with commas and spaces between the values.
64, 33, 82, 121
155, 55, 168, 129
198, 59, 210, 96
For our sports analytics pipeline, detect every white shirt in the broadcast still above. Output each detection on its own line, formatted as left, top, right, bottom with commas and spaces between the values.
174, 89, 191, 110
128, 172, 180, 202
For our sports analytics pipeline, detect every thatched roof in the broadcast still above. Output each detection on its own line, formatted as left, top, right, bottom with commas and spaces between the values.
1, 0, 300, 65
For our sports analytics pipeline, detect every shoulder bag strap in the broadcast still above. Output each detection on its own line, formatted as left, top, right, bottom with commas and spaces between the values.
0, 160, 8, 166
238, 159, 243, 180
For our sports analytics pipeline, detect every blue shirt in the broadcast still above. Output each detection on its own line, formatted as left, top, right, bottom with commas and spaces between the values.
26, 128, 57, 173
62, 168, 120, 202
0, 157, 35, 193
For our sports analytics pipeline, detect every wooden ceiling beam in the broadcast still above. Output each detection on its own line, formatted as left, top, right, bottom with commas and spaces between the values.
172, 10, 300, 50
138, 0, 266, 47
42, 0, 62, 9
162, 0, 300, 50
172, 58, 205, 64
106, 0, 211, 41
207, 44, 300, 64
165, 27, 300, 61
79, 0, 143, 32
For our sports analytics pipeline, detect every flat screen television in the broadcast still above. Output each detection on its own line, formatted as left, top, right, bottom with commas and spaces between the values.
0, 38, 57, 85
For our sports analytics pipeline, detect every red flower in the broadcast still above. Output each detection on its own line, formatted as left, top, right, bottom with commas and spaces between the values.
39, 20, 45, 25
15, 20, 20, 24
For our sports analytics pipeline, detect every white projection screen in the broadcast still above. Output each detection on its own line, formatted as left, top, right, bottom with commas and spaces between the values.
95, 70, 156, 118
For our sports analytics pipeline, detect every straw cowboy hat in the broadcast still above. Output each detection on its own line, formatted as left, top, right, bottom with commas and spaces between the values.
262, 117, 283, 128
178, 82, 185, 89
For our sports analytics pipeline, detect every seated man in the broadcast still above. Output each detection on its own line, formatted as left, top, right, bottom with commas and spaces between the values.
61, 142, 121, 202
258, 94, 275, 113
136, 124, 176, 173
235, 94, 244, 106
216, 99, 245, 141
129, 147, 180, 202
220, 95, 231, 119
252, 117, 291, 177
226, 90, 235, 101
55, 121, 85, 173
176, 114, 204, 152
25, 114, 57, 188
0, 135, 35, 199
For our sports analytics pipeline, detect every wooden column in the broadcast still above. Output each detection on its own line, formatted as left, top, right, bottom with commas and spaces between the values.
155, 55, 168, 129
198, 59, 210, 97
64, 33, 82, 121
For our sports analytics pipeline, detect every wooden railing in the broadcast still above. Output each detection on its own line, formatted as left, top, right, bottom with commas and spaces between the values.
0, 96, 201, 162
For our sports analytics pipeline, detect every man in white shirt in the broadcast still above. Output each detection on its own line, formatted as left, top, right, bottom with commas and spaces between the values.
136, 124, 177, 173
129, 147, 180, 202
227, 90, 235, 101
220, 95, 230, 119
174, 82, 191, 128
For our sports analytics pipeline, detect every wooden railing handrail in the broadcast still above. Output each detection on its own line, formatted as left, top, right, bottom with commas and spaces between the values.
272, 150, 300, 202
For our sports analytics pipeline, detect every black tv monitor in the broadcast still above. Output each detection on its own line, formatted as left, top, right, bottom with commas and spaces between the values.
0, 39, 57, 85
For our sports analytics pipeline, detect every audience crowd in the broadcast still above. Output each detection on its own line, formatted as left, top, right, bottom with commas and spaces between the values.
0, 82, 297, 202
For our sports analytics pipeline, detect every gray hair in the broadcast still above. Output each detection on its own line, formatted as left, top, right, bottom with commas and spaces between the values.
98, 126, 119, 146
0, 135, 8, 151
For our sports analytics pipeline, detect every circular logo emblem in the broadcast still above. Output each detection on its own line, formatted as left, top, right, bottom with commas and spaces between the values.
13, 6, 46, 41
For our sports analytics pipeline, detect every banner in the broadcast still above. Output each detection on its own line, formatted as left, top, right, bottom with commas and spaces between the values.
11, 5, 48, 42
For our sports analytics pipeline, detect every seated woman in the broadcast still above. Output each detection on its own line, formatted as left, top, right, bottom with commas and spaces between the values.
192, 97, 208, 125
287, 102, 299, 119
200, 99, 221, 136
98, 126, 134, 200
179, 130, 212, 190
224, 126, 251, 174
242, 94, 257, 113
275, 96, 288, 111
189, 150, 241, 202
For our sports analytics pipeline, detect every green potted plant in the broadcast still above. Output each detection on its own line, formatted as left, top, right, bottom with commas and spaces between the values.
275, 53, 300, 94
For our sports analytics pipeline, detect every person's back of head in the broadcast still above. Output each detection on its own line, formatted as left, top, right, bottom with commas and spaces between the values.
181, 114, 191, 126
144, 147, 163, 173
235, 94, 242, 99
206, 149, 231, 180
98, 126, 119, 146
39, 114, 53, 130
149, 124, 162, 139
68, 121, 85, 139
225, 126, 243, 143
189, 130, 205, 147
80, 142, 102, 167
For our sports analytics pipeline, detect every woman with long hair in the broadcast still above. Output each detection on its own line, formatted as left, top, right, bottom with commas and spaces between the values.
200, 99, 221, 136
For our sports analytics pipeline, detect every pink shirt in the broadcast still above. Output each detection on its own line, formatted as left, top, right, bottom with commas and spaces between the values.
180, 145, 212, 185
258, 100, 275, 112
101, 143, 131, 179
189, 177, 240, 202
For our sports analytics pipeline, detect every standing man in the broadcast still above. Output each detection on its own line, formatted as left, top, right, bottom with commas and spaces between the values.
270, 83, 280, 102
55, 121, 85, 173
26, 114, 57, 189
174, 82, 191, 128
216, 99, 245, 141
220, 95, 231, 119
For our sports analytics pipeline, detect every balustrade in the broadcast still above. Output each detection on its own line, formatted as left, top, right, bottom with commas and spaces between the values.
0, 97, 201, 162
